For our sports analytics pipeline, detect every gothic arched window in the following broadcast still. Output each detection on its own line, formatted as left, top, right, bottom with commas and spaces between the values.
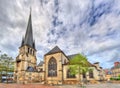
67, 69, 76, 78
89, 70, 94, 78
30, 49, 32, 54
28, 48, 30, 53
48, 57, 57, 77
82, 73, 86, 78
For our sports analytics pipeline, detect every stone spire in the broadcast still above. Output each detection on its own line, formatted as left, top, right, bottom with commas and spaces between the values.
21, 9, 35, 49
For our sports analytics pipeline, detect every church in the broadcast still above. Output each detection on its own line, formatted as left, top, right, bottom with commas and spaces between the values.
14, 11, 105, 84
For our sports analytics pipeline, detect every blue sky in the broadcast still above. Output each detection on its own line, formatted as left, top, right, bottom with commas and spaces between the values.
0, 0, 120, 68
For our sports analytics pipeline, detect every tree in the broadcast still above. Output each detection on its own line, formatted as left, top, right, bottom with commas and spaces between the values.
69, 54, 91, 86
0, 53, 14, 83
0, 64, 6, 82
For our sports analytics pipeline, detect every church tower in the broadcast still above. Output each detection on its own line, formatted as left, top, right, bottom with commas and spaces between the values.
14, 10, 37, 83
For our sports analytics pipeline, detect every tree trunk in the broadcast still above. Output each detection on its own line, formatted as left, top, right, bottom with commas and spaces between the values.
6, 62, 9, 84
78, 65, 81, 85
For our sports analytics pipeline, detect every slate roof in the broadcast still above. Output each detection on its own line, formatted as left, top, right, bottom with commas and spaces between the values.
45, 46, 62, 55
26, 66, 37, 72
67, 54, 79, 60
21, 11, 35, 49
45, 46, 97, 68
38, 61, 44, 66
67, 54, 94, 67
94, 62, 99, 64
88, 62, 96, 67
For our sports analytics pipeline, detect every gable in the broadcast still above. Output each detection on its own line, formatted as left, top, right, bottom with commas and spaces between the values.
45, 46, 62, 55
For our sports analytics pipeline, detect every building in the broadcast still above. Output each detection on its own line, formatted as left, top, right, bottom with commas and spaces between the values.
104, 69, 112, 81
1, 72, 13, 83
14, 11, 105, 84
38, 49, 105, 84
14, 11, 39, 84
111, 62, 120, 78
93, 62, 105, 81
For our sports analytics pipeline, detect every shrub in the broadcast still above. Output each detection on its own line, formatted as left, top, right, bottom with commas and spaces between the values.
110, 78, 113, 80
118, 74, 120, 78
117, 77, 120, 80
110, 77, 120, 81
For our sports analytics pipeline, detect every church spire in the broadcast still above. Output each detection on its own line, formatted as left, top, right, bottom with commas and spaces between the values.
21, 8, 35, 49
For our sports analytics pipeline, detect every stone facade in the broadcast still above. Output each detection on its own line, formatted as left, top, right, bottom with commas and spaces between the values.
38, 48, 106, 84
111, 62, 120, 78
14, 45, 39, 83
14, 11, 105, 84
14, 11, 39, 84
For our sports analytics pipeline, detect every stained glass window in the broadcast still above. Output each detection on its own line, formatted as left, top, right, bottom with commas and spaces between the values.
48, 57, 57, 77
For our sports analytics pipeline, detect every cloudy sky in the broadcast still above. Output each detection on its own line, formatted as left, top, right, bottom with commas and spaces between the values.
0, 0, 120, 68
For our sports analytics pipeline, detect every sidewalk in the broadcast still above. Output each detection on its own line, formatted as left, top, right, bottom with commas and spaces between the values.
1, 83, 120, 88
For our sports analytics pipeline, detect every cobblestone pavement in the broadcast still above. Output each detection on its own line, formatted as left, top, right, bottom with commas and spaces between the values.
0, 83, 120, 88
56, 83, 120, 88
0, 83, 54, 88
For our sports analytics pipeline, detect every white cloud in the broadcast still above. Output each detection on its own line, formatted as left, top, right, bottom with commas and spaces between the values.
0, 0, 120, 68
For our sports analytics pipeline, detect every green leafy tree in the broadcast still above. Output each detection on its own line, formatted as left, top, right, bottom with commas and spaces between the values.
0, 64, 6, 82
0, 52, 14, 83
69, 54, 91, 85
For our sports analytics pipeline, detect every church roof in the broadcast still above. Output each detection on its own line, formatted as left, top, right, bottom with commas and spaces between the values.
38, 61, 44, 66
67, 54, 79, 60
45, 46, 62, 55
67, 54, 94, 67
20, 10, 35, 49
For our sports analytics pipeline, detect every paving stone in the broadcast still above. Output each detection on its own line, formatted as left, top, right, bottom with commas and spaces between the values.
0, 83, 120, 88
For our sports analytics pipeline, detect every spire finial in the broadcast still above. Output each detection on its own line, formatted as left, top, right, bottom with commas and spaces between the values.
30, 6, 32, 14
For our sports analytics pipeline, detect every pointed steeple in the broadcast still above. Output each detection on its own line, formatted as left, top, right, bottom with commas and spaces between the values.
21, 8, 35, 49
21, 37, 24, 46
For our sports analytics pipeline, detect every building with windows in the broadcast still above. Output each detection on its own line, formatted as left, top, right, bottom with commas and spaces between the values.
14, 11, 39, 84
111, 62, 120, 78
37, 47, 105, 84
104, 69, 112, 81
14, 11, 105, 84
1, 72, 13, 83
